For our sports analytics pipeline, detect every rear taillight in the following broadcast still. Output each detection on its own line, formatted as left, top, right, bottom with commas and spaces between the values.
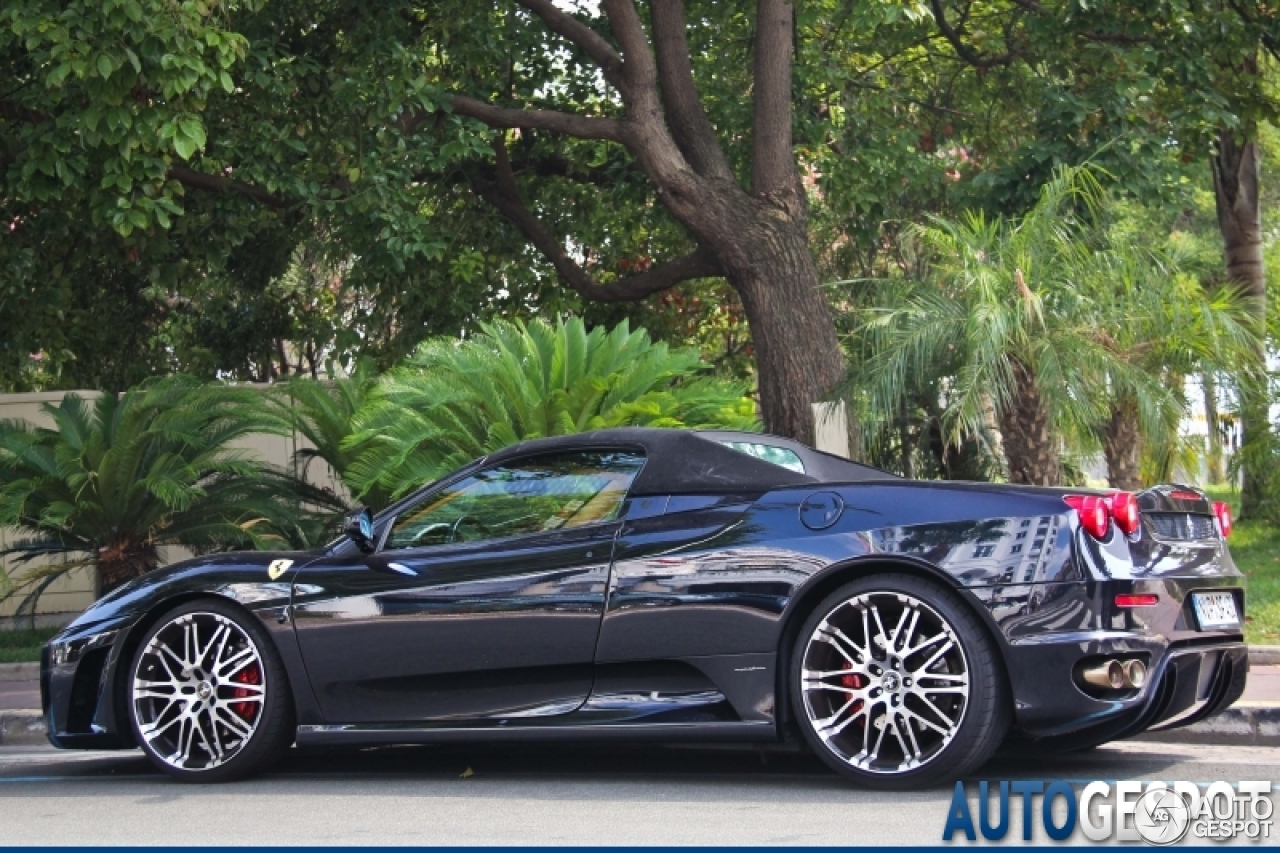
1064, 494, 1111, 539
1212, 501, 1233, 538
1115, 593, 1159, 607
1106, 491, 1141, 536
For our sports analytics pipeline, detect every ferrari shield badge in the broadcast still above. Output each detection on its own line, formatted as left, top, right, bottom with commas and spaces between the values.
268, 559, 294, 580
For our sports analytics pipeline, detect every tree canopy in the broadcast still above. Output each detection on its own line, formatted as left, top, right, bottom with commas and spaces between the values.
3, 0, 1279, 503
5, 1, 1276, 385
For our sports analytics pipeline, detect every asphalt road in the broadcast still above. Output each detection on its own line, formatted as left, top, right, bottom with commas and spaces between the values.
1, 740, 1278, 845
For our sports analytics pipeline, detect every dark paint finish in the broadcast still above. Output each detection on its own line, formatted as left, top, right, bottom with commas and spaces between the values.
292, 522, 621, 723
41, 427, 1246, 755
43, 551, 325, 746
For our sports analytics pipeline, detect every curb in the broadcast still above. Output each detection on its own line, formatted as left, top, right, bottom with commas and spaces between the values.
1250, 646, 1280, 667
1134, 703, 1280, 747
0, 662, 40, 683
0, 710, 46, 746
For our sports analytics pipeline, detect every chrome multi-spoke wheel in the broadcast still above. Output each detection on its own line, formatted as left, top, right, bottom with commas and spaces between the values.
801, 591, 968, 773
791, 576, 1009, 788
129, 601, 292, 781
132, 611, 266, 771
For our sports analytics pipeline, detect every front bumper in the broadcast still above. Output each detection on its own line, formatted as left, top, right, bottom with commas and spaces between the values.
41, 617, 136, 750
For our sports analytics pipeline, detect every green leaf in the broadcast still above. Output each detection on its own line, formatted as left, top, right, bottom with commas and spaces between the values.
178, 116, 206, 149
172, 134, 196, 160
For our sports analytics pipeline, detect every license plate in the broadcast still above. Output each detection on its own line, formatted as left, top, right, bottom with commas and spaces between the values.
1192, 592, 1240, 630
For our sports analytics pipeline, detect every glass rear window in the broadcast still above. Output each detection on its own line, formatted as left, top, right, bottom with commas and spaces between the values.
718, 441, 805, 473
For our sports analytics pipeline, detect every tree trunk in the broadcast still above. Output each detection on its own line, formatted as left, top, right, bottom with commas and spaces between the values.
1203, 372, 1224, 485
1104, 395, 1143, 491
716, 215, 845, 444
96, 543, 160, 595
997, 360, 1059, 486
455, 0, 846, 444
1211, 126, 1269, 517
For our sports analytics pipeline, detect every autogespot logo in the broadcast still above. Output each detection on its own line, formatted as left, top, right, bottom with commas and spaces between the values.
943, 780, 1274, 843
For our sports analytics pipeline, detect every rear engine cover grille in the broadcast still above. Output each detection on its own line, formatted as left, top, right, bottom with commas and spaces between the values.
1146, 512, 1216, 541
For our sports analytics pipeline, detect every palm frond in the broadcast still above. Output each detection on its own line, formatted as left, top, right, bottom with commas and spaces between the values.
347, 317, 759, 496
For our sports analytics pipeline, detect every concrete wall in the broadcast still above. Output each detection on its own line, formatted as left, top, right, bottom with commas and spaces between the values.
0, 388, 344, 623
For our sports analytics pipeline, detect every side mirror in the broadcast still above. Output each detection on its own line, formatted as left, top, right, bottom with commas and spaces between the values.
343, 507, 376, 553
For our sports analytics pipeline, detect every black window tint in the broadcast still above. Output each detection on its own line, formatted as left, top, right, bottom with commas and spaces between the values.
386, 450, 645, 550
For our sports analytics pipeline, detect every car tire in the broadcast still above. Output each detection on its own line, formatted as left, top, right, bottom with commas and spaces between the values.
128, 598, 294, 782
790, 574, 1010, 790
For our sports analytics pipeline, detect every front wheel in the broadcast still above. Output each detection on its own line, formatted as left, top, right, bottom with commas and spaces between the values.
790, 574, 1010, 789
128, 599, 294, 782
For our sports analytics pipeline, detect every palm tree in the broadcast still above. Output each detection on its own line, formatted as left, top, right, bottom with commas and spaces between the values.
0, 378, 330, 615
346, 317, 759, 500
853, 167, 1123, 486
852, 165, 1259, 489
1077, 244, 1257, 490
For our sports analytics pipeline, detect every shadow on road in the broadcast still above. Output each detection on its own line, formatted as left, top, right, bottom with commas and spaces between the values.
0, 738, 1190, 789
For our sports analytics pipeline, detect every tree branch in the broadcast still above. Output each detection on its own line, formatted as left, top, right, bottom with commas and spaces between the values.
0, 98, 44, 125
514, 0, 626, 92
927, 0, 1019, 69
490, 152, 634, 186
448, 95, 626, 141
166, 165, 293, 209
649, 0, 734, 181
602, 0, 661, 103
752, 0, 798, 199
472, 136, 721, 303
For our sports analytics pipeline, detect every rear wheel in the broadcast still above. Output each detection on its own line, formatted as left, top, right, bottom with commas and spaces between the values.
790, 574, 1010, 789
128, 599, 293, 782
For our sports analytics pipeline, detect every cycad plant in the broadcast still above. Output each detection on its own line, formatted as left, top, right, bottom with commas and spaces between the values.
346, 317, 759, 500
269, 361, 390, 510
0, 378, 327, 614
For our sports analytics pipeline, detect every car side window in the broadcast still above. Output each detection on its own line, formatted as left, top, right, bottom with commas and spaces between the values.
384, 450, 645, 550
717, 440, 806, 473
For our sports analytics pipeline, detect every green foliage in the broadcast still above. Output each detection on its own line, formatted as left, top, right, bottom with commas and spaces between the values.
268, 360, 393, 511
347, 317, 759, 500
847, 165, 1258, 483
852, 168, 1115, 454
0, 377, 341, 613
1205, 485, 1280, 644
0, 626, 59, 662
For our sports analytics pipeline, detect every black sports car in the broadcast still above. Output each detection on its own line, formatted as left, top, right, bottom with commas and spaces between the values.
41, 427, 1248, 787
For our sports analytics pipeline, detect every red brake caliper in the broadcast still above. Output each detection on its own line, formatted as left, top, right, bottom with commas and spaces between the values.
231, 663, 261, 721
841, 662, 866, 723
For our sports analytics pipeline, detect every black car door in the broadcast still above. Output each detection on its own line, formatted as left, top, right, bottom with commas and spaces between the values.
292, 449, 645, 724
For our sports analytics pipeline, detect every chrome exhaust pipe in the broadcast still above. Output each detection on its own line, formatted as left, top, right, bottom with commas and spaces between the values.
1124, 659, 1147, 689
1081, 659, 1127, 690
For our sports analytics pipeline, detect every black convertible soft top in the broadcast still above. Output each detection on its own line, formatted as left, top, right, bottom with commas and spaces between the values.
482, 427, 895, 496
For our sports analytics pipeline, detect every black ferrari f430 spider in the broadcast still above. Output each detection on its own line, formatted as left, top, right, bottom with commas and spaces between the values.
42, 428, 1247, 787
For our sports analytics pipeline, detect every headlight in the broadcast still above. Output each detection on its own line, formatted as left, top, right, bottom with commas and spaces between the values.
50, 629, 118, 667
